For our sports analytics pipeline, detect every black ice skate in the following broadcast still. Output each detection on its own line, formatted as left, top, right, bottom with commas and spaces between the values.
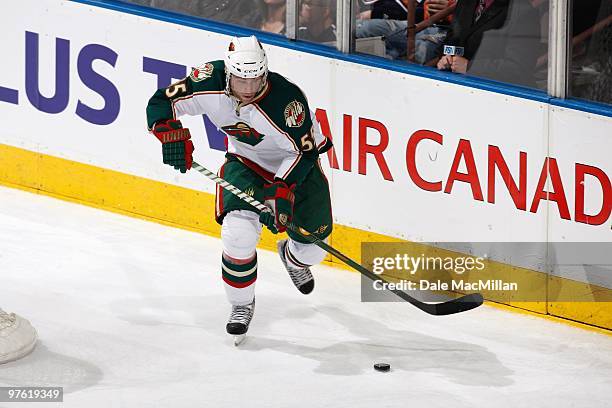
277, 239, 314, 295
226, 298, 255, 346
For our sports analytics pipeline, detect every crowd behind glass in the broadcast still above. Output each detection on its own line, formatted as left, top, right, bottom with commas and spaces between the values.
125, 0, 611, 105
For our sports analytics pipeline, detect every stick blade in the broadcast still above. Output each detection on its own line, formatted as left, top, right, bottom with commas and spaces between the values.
427, 293, 484, 316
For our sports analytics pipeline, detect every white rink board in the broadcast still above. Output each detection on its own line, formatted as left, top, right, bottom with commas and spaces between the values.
0, 1, 610, 280
0, 0, 235, 194
322, 63, 550, 242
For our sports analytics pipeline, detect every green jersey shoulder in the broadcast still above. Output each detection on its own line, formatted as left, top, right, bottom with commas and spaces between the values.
187, 60, 226, 92
257, 72, 313, 143
146, 60, 225, 129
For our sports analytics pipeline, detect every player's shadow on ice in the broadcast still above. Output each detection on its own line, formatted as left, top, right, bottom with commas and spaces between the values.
110, 294, 513, 386
0, 343, 103, 393
242, 305, 514, 386
111, 293, 319, 345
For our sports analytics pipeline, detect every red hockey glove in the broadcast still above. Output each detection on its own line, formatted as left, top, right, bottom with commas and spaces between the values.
259, 180, 295, 234
151, 119, 194, 173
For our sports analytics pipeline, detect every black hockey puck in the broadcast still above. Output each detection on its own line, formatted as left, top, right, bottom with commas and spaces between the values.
373, 363, 390, 372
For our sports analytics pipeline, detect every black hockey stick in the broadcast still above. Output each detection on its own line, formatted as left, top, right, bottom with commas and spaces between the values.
192, 160, 483, 316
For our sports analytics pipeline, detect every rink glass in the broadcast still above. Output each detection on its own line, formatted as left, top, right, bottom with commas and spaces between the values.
117, 0, 610, 108
567, 0, 612, 105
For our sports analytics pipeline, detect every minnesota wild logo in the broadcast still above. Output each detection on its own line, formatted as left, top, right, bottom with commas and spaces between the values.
284, 100, 305, 128
190, 63, 213, 82
222, 122, 265, 146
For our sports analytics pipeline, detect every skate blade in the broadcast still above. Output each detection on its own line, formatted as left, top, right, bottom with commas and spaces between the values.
233, 334, 246, 346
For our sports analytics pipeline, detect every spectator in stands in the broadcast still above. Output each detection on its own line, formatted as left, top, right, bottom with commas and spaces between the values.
125, 1, 260, 27
416, 0, 456, 64
256, 0, 287, 34
437, 0, 542, 88
298, 0, 337, 43
198, 1, 261, 27
369, 0, 411, 20
356, 0, 455, 62
356, 0, 416, 59
570, 0, 611, 104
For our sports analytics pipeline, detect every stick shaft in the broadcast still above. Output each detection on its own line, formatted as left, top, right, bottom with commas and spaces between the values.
191, 160, 483, 315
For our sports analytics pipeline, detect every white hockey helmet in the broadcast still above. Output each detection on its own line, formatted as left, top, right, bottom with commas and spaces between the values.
224, 35, 268, 79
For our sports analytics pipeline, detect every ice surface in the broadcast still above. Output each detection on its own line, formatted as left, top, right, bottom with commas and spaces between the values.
0, 186, 611, 408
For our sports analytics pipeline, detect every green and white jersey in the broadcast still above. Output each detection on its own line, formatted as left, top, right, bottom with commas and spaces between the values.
146, 60, 332, 185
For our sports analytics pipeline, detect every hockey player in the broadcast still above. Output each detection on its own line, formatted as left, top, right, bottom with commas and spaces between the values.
146, 36, 333, 341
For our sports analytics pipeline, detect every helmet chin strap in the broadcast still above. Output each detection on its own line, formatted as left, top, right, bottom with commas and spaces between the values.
224, 72, 232, 97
